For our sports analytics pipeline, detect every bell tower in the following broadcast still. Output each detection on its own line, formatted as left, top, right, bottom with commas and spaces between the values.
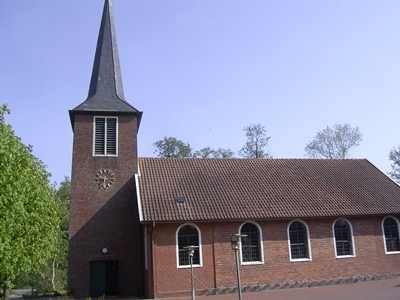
68, 0, 143, 297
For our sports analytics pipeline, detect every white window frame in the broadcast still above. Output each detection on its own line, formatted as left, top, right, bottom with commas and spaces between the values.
93, 116, 118, 157
382, 216, 400, 255
176, 223, 203, 269
239, 221, 264, 265
332, 218, 356, 258
287, 219, 312, 262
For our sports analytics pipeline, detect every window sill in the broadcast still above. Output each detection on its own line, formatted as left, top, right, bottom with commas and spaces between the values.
385, 251, 400, 255
242, 261, 264, 266
177, 264, 202, 269
335, 255, 355, 259
290, 258, 311, 262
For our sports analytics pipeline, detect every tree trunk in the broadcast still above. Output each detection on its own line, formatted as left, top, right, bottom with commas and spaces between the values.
51, 259, 56, 291
4, 284, 10, 300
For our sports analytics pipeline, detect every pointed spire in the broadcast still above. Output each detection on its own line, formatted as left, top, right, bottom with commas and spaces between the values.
88, 0, 125, 101
70, 0, 142, 128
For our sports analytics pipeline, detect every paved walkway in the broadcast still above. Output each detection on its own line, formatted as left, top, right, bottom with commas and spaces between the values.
161, 278, 400, 300
10, 279, 400, 300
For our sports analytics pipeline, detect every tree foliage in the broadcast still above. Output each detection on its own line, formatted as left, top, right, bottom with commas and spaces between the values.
32, 177, 70, 294
238, 124, 271, 158
153, 136, 193, 158
193, 146, 214, 158
13, 178, 70, 295
0, 104, 59, 298
213, 148, 235, 158
193, 147, 235, 158
304, 124, 363, 159
389, 145, 400, 184
50, 177, 70, 291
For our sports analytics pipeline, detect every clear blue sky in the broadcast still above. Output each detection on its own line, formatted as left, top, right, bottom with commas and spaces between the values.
1, 0, 400, 185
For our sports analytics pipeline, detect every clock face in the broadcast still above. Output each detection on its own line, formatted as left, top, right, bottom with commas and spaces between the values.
95, 169, 115, 189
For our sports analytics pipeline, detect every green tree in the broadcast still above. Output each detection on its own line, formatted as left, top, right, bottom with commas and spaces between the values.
14, 178, 70, 295
52, 177, 70, 291
389, 145, 400, 183
238, 124, 271, 158
43, 177, 70, 293
213, 148, 235, 158
193, 147, 235, 158
0, 104, 59, 300
193, 146, 215, 158
305, 124, 362, 159
153, 137, 193, 158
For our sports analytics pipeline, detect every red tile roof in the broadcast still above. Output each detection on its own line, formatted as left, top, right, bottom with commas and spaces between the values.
137, 158, 400, 222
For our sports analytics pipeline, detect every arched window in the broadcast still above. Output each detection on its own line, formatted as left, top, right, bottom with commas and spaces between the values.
333, 219, 354, 257
177, 224, 201, 267
383, 217, 400, 253
240, 222, 263, 263
288, 221, 311, 261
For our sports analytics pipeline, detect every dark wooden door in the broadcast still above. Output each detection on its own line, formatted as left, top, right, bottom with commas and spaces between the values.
105, 261, 119, 296
90, 261, 106, 297
90, 261, 119, 297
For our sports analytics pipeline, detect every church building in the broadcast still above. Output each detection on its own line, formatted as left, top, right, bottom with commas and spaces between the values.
68, 0, 400, 298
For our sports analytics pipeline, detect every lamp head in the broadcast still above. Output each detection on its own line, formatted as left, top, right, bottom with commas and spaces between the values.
184, 245, 198, 256
230, 234, 247, 250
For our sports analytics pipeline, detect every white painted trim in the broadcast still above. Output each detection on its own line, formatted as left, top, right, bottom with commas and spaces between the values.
382, 216, 400, 254
238, 221, 264, 265
287, 219, 312, 262
135, 173, 143, 222
175, 223, 203, 269
92, 116, 119, 157
332, 218, 356, 258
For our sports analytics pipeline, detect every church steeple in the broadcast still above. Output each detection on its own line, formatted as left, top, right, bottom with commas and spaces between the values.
68, 1, 143, 297
69, 0, 142, 128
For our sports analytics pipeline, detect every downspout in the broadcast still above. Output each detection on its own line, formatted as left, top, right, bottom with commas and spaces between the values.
135, 172, 151, 296
152, 221, 156, 298
212, 223, 217, 292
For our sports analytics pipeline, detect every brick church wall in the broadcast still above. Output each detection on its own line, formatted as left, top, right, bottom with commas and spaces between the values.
148, 216, 400, 298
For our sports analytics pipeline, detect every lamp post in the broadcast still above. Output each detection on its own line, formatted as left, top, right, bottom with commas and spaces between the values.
184, 245, 198, 300
230, 234, 247, 300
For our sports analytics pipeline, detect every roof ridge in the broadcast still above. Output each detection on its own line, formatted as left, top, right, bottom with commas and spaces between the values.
138, 157, 368, 161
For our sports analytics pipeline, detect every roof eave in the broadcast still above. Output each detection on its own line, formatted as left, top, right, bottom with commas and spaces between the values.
69, 109, 143, 132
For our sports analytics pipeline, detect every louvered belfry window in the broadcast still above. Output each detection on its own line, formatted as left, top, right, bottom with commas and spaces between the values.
94, 117, 117, 156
